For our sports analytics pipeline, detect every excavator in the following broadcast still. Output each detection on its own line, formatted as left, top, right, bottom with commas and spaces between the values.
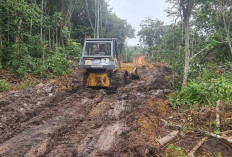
72, 38, 138, 90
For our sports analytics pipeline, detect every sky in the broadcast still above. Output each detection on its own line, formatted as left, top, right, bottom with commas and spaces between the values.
108, 0, 172, 45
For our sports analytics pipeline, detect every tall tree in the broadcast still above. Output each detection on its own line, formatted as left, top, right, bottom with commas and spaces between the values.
181, 0, 194, 86
218, 0, 232, 57
138, 18, 164, 47
96, 0, 100, 38
166, 0, 194, 86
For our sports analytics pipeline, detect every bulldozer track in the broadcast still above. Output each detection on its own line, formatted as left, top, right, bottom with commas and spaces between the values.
0, 65, 231, 157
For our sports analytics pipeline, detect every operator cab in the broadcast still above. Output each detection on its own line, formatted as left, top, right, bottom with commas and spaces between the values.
79, 38, 122, 70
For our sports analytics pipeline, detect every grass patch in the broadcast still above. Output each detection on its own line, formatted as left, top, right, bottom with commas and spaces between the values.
0, 79, 11, 92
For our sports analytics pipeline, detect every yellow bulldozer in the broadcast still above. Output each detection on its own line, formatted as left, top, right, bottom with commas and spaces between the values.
72, 38, 139, 90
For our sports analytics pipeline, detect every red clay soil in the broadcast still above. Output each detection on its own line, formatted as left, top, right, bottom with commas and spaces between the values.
0, 65, 231, 157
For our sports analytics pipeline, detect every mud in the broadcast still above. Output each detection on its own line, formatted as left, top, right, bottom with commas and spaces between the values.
0, 65, 231, 157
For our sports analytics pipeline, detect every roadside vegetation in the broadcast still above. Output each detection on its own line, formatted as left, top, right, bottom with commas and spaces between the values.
122, 1, 232, 110
0, 0, 135, 90
0, 79, 11, 92
124, 1, 232, 154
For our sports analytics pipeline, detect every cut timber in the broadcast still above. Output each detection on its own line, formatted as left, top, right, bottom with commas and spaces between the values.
161, 120, 232, 144
216, 100, 221, 129
203, 131, 232, 143
221, 130, 232, 135
158, 131, 179, 146
188, 137, 208, 157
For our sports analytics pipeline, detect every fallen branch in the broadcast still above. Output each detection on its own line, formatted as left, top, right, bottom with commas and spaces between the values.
190, 46, 209, 60
158, 131, 179, 146
161, 119, 232, 144
203, 131, 232, 143
216, 100, 221, 129
221, 130, 232, 135
160, 119, 182, 130
188, 137, 208, 157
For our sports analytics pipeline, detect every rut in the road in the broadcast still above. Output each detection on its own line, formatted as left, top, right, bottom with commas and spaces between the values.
0, 65, 173, 156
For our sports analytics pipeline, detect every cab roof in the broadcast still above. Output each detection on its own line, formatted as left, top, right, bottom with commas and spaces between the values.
85, 38, 122, 44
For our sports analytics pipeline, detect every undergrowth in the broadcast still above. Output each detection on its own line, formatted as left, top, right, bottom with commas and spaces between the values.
0, 79, 11, 92
169, 63, 232, 109
6, 41, 81, 79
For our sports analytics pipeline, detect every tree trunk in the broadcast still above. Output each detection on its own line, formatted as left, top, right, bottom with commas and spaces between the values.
181, 0, 193, 86
7, 9, 10, 42
100, 0, 103, 37
49, 27, 51, 48
222, 13, 232, 57
96, 0, 100, 38
61, 35, 64, 48
15, 18, 23, 43
0, 30, 2, 63
53, 32, 55, 48
40, 0, 44, 40
183, 16, 190, 86
15, 18, 23, 58
56, 25, 58, 44
86, 0, 94, 36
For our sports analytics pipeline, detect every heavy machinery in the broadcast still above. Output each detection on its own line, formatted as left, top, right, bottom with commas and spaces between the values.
72, 38, 137, 90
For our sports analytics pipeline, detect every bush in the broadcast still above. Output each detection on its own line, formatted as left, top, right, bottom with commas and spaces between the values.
167, 144, 186, 157
169, 76, 232, 109
67, 40, 82, 57
0, 79, 11, 92
46, 53, 72, 76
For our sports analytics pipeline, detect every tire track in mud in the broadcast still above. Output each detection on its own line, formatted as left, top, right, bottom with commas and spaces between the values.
0, 87, 104, 156
0, 65, 174, 157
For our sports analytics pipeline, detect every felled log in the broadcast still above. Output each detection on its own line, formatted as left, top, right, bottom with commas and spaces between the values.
188, 137, 208, 157
221, 130, 232, 135
158, 131, 179, 146
203, 131, 232, 143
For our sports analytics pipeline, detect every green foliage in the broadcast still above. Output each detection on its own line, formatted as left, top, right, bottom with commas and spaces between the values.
0, 79, 11, 92
61, 26, 70, 40
138, 18, 164, 47
0, 0, 134, 81
122, 46, 146, 63
169, 69, 232, 109
102, 12, 135, 43
167, 144, 186, 157
46, 53, 72, 76
67, 40, 82, 57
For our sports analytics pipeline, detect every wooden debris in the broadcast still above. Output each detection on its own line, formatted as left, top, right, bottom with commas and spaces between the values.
221, 130, 232, 135
160, 119, 182, 130
203, 131, 232, 143
158, 131, 179, 146
216, 100, 221, 129
188, 137, 208, 157
161, 119, 232, 144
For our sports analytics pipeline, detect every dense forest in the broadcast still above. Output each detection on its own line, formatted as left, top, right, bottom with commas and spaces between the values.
0, 0, 135, 80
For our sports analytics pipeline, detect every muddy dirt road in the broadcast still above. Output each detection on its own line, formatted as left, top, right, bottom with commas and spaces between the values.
0, 65, 231, 157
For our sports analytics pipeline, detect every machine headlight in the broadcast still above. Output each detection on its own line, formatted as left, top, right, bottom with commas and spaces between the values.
101, 58, 110, 64
85, 60, 92, 65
